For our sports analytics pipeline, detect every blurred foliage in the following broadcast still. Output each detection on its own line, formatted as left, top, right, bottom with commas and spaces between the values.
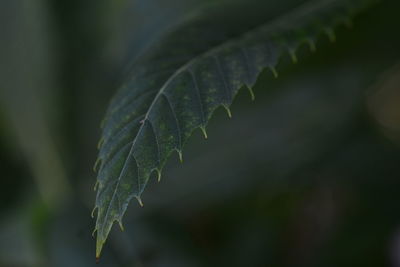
0, 0, 399, 266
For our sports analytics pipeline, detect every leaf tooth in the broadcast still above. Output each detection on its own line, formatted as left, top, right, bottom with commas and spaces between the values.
92, 228, 97, 238
247, 87, 255, 101
324, 27, 336, 42
118, 220, 125, 231
97, 137, 105, 149
200, 126, 208, 139
222, 105, 232, 118
154, 168, 162, 182
135, 196, 144, 207
94, 181, 99, 192
100, 118, 106, 129
269, 66, 279, 78
307, 39, 317, 52
91, 206, 98, 218
93, 158, 101, 173
176, 149, 183, 163
288, 48, 298, 64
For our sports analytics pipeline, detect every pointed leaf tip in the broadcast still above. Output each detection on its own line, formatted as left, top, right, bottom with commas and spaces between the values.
96, 234, 105, 260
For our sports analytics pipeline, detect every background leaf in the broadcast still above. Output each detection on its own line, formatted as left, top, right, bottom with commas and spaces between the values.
0, 0, 71, 209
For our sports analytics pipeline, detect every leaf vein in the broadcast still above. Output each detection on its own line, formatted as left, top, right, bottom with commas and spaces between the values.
188, 68, 206, 126
161, 92, 183, 151
146, 119, 161, 166
213, 55, 232, 105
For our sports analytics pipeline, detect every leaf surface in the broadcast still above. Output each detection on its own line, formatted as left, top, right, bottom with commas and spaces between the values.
93, 0, 376, 257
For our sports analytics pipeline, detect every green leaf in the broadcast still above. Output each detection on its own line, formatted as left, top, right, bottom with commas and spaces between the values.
93, 0, 376, 257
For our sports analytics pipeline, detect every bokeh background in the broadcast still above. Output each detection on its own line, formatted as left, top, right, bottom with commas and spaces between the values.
1, 0, 400, 266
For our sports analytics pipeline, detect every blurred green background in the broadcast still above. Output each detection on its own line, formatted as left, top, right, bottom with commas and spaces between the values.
1, 0, 400, 266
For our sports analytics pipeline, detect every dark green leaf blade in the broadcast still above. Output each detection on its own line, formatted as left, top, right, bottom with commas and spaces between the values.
93, 0, 377, 257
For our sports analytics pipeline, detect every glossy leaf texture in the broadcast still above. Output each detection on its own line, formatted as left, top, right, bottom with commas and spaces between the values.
93, 0, 377, 257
